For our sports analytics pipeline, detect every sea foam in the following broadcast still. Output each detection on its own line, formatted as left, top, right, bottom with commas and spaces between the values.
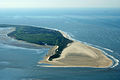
56, 30, 119, 68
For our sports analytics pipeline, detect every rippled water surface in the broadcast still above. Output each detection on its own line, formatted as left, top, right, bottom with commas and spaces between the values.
0, 8, 120, 80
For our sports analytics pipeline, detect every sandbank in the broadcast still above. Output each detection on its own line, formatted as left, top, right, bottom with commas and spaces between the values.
39, 31, 113, 68
0, 27, 113, 68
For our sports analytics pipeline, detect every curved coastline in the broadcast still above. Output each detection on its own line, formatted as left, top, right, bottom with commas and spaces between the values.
81, 41, 119, 68
57, 30, 119, 68
0, 25, 118, 68
0, 27, 51, 49
39, 30, 114, 68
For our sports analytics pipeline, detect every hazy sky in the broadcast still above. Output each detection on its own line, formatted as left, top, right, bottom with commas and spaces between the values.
0, 0, 120, 8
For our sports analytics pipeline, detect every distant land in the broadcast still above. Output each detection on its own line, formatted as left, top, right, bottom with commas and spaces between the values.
0, 24, 113, 68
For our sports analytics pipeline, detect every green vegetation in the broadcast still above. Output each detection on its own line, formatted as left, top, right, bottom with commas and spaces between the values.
1, 24, 73, 61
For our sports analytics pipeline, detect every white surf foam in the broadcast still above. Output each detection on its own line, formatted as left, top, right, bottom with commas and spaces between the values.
81, 41, 114, 53
54, 30, 119, 68
80, 42, 119, 68
102, 51, 119, 68
103, 48, 114, 53
1, 25, 119, 68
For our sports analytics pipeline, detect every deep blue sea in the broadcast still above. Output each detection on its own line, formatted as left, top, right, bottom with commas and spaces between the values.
0, 8, 120, 80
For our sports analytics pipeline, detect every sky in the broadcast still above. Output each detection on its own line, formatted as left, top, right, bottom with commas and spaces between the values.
0, 0, 120, 8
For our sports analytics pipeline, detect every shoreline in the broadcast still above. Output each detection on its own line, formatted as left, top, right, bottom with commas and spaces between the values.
40, 30, 114, 68
0, 26, 117, 68
0, 27, 52, 49
39, 41, 113, 68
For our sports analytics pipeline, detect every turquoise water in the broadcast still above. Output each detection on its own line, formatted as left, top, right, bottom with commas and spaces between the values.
0, 8, 120, 80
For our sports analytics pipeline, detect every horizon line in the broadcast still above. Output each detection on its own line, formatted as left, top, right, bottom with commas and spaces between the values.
0, 7, 120, 9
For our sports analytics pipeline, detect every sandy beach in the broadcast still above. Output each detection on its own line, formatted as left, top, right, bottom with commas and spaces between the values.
39, 31, 113, 68
0, 27, 113, 68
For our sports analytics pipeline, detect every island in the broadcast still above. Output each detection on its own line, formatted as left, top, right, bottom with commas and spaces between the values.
0, 24, 113, 68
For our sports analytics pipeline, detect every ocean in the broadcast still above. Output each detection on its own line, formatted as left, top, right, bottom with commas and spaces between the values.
0, 8, 120, 80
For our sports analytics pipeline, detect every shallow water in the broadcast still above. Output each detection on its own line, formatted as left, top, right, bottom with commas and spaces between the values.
0, 8, 120, 80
